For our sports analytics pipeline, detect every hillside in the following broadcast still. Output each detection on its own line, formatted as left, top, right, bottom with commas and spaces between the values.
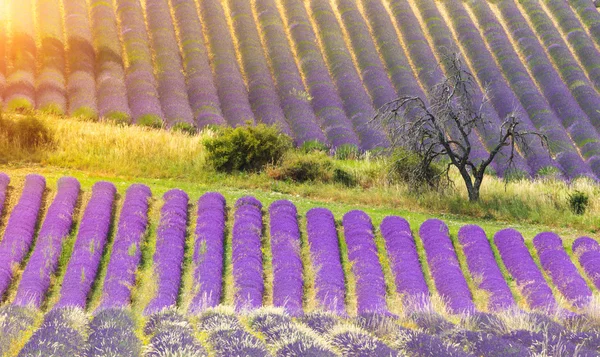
3, 0, 600, 178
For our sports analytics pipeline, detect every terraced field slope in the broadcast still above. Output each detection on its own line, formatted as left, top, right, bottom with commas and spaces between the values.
3, 0, 600, 178
0, 173, 599, 356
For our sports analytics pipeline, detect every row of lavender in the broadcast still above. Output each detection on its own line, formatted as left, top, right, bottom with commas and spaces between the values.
0, 174, 599, 318
4, 1, 600, 170
6, 305, 600, 356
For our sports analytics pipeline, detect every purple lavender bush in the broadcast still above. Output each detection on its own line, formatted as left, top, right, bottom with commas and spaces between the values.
145, 310, 207, 357
281, 0, 360, 149
144, 189, 189, 315
254, 0, 327, 146
311, 0, 389, 151
86, 308, 141, 357
330, 326, 400, 356
35, 0, 67, 114
228, 0, 290, 134
63, 0, 98, 118
169, 0, 225, 128
190, 192, 226, 312
269, 200, 303, 316
232, 196, 264, 310
0, 306, 38, 356
343, 210, 389, 315
458, 225, 515, 311
89, 0, 131, 121
14, 177, 80, 307
99, 184, 151, 309
381, 216, 430, 308
197, 0, 254, 127
114, 0, 164, 125
306, 207, 346, 315
56, 181, 116, 309
533, 232, 592, 308
573, 237, 600, 290
144, 0, 194, 127
0, 174, 45, 299
569, 0, 600, 50
419, 219, 475, 314
494, 228, 556, 310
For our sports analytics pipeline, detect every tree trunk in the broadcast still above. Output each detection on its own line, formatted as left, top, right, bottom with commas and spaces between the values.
467, 187, 480, 202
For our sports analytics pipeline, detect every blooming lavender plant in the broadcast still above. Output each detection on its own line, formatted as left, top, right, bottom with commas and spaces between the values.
494, 228, 556, 310
190, 192, 226, 312
533, 232, 592, 308
254, 0, 327, 146
342, 210, 388, 315
381, 216, 430, 308
14, 177, 80, 307
197, 0, 255, 127
281, 0, 360, 149
6, 0, 36, 109
0, 174, 45, 299
228, 0, 290, 134
169, 0, 225, 128
306, 207, 346, 315
569, 0, 600, 51
35, 0, 66, 114
446, 330, 530, 357
198, 309, 269, 357
89, 0, 131, 121
18, 307, 88, 357
458, 225, 515, 311
144, 0, 194, 127
63, 0, 98, 117
466, 0, 594, 179
56, 181, 116, 309
86, 308, 141, 357
145, 310, 207, 357
99, 184, 151, 309
114, 0, 164, 124
419, 219, 475, 314
232, 196, 264, 310
145, 189, 189, 315
573, 237, 600, 290
311, 0, 389, 151
269, 200, 303, 316
329, 325, 400, 356
0, 306, 38, 356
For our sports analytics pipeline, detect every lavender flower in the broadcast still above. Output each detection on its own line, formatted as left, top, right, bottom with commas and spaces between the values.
145, 189, 189, 315
99, 184, 151, 309
169, 0, 226, 128
0, 173, 9, 217
6, 0, 36, 109
14, 177, 80, 307
90, 0, 131, 120
0, 174, 45, 298
342, 210, 388, 315
197, 0, 254, 127
269, 200, 303, 316
63, 0, 98, 117
330, 325, 400, 356
306, 207, 346, 315
56, 181, 116, 309
0, 306, 38, 356
144, 0, 194, 127
190, 192, 226, 312
114, 0, 164, 124
381, 216, 430, 308
232, 196, 264, 310
254, 0, 327, 146
86, 308, 141, 357
569, 0, 600, 51
281, 0, 360, 149
533, 232, 592, 308
419, 219, 475, 314
573, 237, 600, 290
494, 228, 556, 310
145, 310, 206, 357
458, 225, 515, 311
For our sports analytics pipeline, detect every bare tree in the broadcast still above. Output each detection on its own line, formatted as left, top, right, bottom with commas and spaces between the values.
373, 55, 546, 202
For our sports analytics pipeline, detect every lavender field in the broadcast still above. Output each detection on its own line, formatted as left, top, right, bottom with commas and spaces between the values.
2, 0, 600, 178
0, 172, 599, 356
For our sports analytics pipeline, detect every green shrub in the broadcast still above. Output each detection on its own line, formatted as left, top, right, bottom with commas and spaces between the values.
172, 122, 197, 135
334, 144, 359, 160
300, 140, 329, 153
0, 115, 54, 149
568, 190, 589, 215
268, 151, 357, 186
137, 114, 164, 129
387, 148, 444, 188
205, 124, 292, 172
